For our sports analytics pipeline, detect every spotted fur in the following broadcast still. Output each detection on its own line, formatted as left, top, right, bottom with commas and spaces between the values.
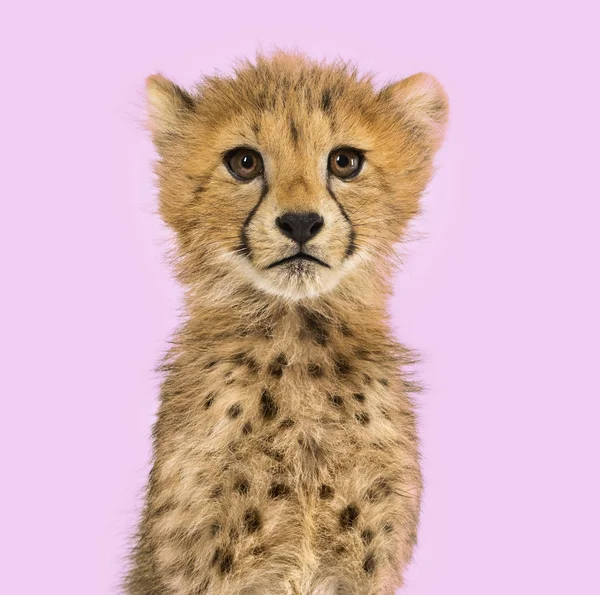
125, 51, 448, 595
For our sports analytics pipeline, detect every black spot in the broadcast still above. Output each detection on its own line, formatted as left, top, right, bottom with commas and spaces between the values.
242, 422, 253, 435
228, 403, 242, 419
339, 504, 360, 529
220, 550, 234, 574
355, 412, 370, 425
340, 322, 353, 336
205, 360, 218, 370
361, 529, 374, 545
379, 378, 389, 387
153, 502, 175, 517
352, 392, 366, 403
300, 307, 329, 345
321, 89, 332, 112
263, 447, 284, 462
250, 545, 266, 556
355, 346, 371, 359
243, 507, 262, 533
334, 357, 352, 376
329, 394, 343, 407
307, 362, 323, 378
268, 482, 290, 499
367, 478, 393, 501
245, 357, 260, 374
260, 389, 278, 420
210, 485, 223, 499
204, 392, 216, 409
363, 553, 376, 574
279, 418, 295, 429
231, 351, 248, 364
231, 352, 259, 373
319, 484, 335, 499
193, 185, 205, 197
383, 522, 394, 534
268, 353, 287, 378
289, 118, 299, 145
234, 478, 250, 495
210, 522, 221, 537
210, 547, 222, 567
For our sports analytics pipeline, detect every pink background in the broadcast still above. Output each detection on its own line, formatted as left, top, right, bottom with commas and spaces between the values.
2, 1, 599, 593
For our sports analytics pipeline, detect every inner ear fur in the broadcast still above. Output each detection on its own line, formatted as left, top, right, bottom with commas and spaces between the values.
146, 74, 196, 147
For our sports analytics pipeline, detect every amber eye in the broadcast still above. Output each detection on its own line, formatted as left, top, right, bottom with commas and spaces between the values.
328, 148, 364, 179
225, 147, 264, 181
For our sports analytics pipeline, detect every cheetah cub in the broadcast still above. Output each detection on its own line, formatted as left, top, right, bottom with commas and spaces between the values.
126, 52, 448, 595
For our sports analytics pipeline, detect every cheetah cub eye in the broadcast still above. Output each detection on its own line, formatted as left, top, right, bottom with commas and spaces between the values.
328, 147, 364, 180
225, 147, 264, 181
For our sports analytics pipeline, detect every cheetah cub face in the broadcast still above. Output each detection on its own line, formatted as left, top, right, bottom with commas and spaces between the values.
147, 54, 448, 300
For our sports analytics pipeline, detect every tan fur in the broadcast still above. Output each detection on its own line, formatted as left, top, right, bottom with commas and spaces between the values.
125, 51, 448, 595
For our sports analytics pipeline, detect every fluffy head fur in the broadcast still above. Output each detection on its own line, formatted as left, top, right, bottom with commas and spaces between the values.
146, 52, 447, 302
126, 52, 448, 595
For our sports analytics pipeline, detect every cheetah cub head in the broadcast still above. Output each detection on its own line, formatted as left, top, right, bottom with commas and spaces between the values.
146, 53, 448, 301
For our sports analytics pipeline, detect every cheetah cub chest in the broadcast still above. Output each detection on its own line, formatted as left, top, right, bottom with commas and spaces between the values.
126, 52, 448, 595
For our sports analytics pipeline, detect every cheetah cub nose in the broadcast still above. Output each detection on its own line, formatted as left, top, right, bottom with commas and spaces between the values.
276, 212, 324, 245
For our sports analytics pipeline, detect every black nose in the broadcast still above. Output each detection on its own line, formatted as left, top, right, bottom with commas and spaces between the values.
276, 212, 324, 245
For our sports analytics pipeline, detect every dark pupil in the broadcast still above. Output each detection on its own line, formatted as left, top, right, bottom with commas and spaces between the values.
241, 155, 254, 170
336, 154, 351, 168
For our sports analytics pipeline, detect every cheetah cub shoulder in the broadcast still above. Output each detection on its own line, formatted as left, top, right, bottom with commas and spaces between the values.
126, 52, 448, 595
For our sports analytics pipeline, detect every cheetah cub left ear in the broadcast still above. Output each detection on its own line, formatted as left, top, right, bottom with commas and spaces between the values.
380, 72, 449, 150
145, 74, 196, 148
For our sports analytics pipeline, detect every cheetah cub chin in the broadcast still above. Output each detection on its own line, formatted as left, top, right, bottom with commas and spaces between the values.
126, 52, 448, 595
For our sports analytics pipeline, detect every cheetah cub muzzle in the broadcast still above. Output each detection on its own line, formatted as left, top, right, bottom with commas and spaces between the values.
125, 52, 448, 595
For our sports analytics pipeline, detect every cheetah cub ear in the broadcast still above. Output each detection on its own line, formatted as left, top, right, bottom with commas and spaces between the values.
380, 73, 449, 150
145, 74, 195, 147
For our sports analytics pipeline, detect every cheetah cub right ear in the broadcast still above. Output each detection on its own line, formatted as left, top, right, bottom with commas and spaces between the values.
145, 73, 196, 149
380, 72, 449, 150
